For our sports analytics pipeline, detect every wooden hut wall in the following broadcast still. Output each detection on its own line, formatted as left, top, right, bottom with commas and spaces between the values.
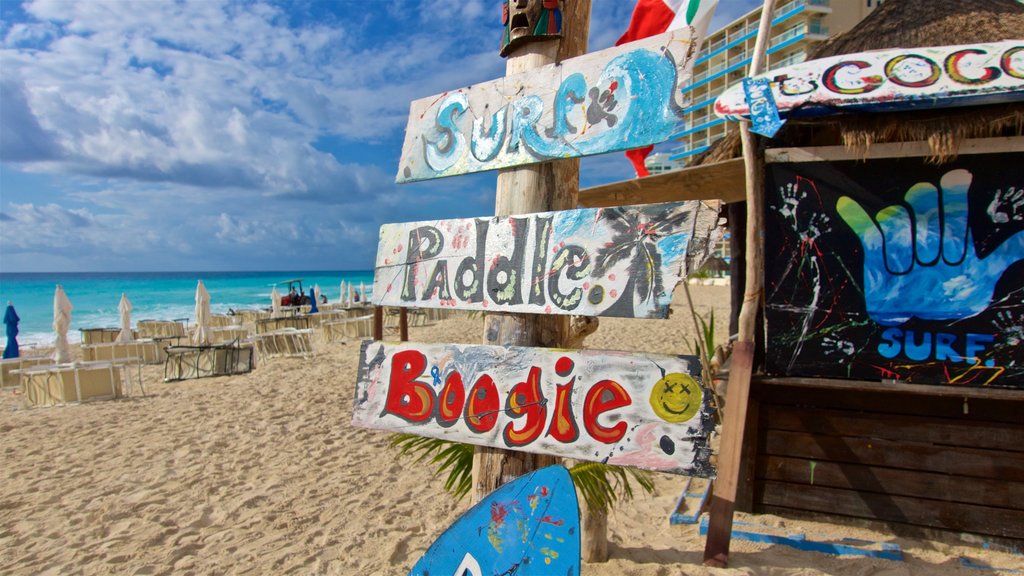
744, 377, 1024, 543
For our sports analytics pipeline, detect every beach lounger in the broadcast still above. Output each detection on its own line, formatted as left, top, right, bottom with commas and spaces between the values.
18, 361, 141, 407
255, 316, 311, 334
251, 328, 315, 360
81, 339, 168, 365
210, 326, 250, 344
0, 355, 55, 390
163, 341, 255, 382
136, 319, 187, 339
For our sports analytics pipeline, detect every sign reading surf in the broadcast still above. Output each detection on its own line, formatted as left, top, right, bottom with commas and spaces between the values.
396, 28, 707, 183
371, 201, 719, 319
353, 341, 716, 476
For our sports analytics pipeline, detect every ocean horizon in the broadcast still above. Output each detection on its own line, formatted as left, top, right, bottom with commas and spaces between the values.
0, 270, 374, 348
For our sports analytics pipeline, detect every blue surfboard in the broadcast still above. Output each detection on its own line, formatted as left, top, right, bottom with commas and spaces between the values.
408, 465, 581, 576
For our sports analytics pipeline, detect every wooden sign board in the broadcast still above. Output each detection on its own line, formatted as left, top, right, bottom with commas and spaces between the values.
397, 28, 704, 182
353, 340, 716, 477
714, 41, 1024, 120
408, 465, 580, 576
372, 201, 720, 319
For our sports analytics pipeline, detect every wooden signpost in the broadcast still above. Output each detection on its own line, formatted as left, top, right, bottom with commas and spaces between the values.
355, 0, 723, 566
354, 340, 716, 476
396, 27, 706, 182
371, 201, 720, 319
714, 40, 1024, 120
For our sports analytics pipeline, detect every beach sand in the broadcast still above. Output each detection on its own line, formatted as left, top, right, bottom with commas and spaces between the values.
1, 284, 1021, 575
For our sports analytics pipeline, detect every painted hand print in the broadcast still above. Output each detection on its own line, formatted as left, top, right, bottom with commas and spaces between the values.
396, 26, 712, 182
837, 169, 1024, 326
764, 153, 1023, 388
371, 201, 720, 319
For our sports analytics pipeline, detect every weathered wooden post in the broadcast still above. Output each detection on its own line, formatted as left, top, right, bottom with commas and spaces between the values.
472, 0, 592, 501
703, 0, 776, 567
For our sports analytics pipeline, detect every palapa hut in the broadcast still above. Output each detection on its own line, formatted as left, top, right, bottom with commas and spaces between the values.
713, 0, 1024, 547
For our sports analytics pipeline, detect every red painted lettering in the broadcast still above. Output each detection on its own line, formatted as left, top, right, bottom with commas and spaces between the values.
945, 49, 1000, 85
437, 371, 465, 427
885, 54, 941, 88
465, 374, 500, 433
822, 60, 882, 95
502, 367, 547, 447
383, 350, 435, 422
1002, 46, 1024, 79
583, 379, 631, 444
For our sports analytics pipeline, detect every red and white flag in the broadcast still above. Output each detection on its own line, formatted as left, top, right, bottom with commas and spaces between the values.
616, 0, 717, 177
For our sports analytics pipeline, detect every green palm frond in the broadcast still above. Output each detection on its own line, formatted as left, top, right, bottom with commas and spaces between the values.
389, 434, 655, 512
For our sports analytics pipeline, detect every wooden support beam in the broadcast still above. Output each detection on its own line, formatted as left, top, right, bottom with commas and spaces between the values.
578, 158, 745, 208
472, 0, 591, 504
704, 0, 776, 567
399, 308, 408, 342
372, 306, 383, 342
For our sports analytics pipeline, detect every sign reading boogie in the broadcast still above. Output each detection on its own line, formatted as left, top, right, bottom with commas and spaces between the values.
715, 41, 1024, 120
372, 201, 719, 319
353, 341, 716, 477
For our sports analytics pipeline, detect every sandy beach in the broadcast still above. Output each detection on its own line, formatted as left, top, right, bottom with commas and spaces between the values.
1, 284, 1021, 575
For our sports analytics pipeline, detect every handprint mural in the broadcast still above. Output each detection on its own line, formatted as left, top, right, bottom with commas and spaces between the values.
764, 153, 1023, 388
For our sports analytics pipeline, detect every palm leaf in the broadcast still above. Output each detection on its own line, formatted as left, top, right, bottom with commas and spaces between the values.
388, 434, 655, 511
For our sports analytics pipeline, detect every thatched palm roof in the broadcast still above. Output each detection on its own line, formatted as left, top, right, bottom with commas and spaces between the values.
810, 0, 1024, 59
802, 0, 1024, 161
700, 0, 1024, 164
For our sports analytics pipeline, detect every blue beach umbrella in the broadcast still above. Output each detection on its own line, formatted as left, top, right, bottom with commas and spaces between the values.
3, 302, 19, 359
308, 287, 318, 313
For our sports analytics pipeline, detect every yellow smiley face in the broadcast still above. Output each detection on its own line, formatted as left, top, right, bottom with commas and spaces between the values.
649, 373, 702, 423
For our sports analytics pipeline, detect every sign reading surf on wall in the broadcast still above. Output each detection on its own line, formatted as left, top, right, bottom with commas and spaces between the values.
715, 41, 1024, 120
353, 340, 716, 477
396, 26, 709, 183
372, 201, 719, 319
763, 148, 1023, 388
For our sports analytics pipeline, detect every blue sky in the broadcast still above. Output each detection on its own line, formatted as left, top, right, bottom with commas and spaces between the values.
0, 0, 759, 273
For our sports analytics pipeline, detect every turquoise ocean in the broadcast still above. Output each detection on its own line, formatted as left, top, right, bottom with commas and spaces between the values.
0, 270, 374, 348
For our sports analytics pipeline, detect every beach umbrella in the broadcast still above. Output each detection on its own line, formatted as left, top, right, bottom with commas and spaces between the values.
193, 280, 211, 346
309, 287, 319, 314
53, 285, 73, 363
359, 282, 366, 304
339, 281, 347, 305
314, 284, 322, 303
3, 302, 19, 359
270, 286, 282, 318
116, 293, 133, 343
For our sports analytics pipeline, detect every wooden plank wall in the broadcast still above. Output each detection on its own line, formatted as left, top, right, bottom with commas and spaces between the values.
747, 378, 1024, 542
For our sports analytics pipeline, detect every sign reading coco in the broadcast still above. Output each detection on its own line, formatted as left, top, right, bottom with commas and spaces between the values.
371, 201, 720, 319
353, 341, 716, 476
714, 41, 1024, 120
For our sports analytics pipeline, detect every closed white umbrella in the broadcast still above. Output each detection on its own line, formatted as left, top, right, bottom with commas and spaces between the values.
339, 281, 347, 305
53, 285, 73, 363
270, 286, 282, 318
116, 292, 133, 343
359, 282, 366, 304
314, 284, 322, 306
193, 280, 211, 345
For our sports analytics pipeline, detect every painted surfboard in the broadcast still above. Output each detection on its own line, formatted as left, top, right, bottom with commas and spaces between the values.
407, 465, 580, 576
353, 340, 716, 477
395, 21, 716, 183
372, 200, 720, 319
714, 40, 1024, 121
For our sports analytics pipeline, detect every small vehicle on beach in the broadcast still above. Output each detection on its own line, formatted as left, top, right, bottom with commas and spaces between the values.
277, 279, 310, 306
